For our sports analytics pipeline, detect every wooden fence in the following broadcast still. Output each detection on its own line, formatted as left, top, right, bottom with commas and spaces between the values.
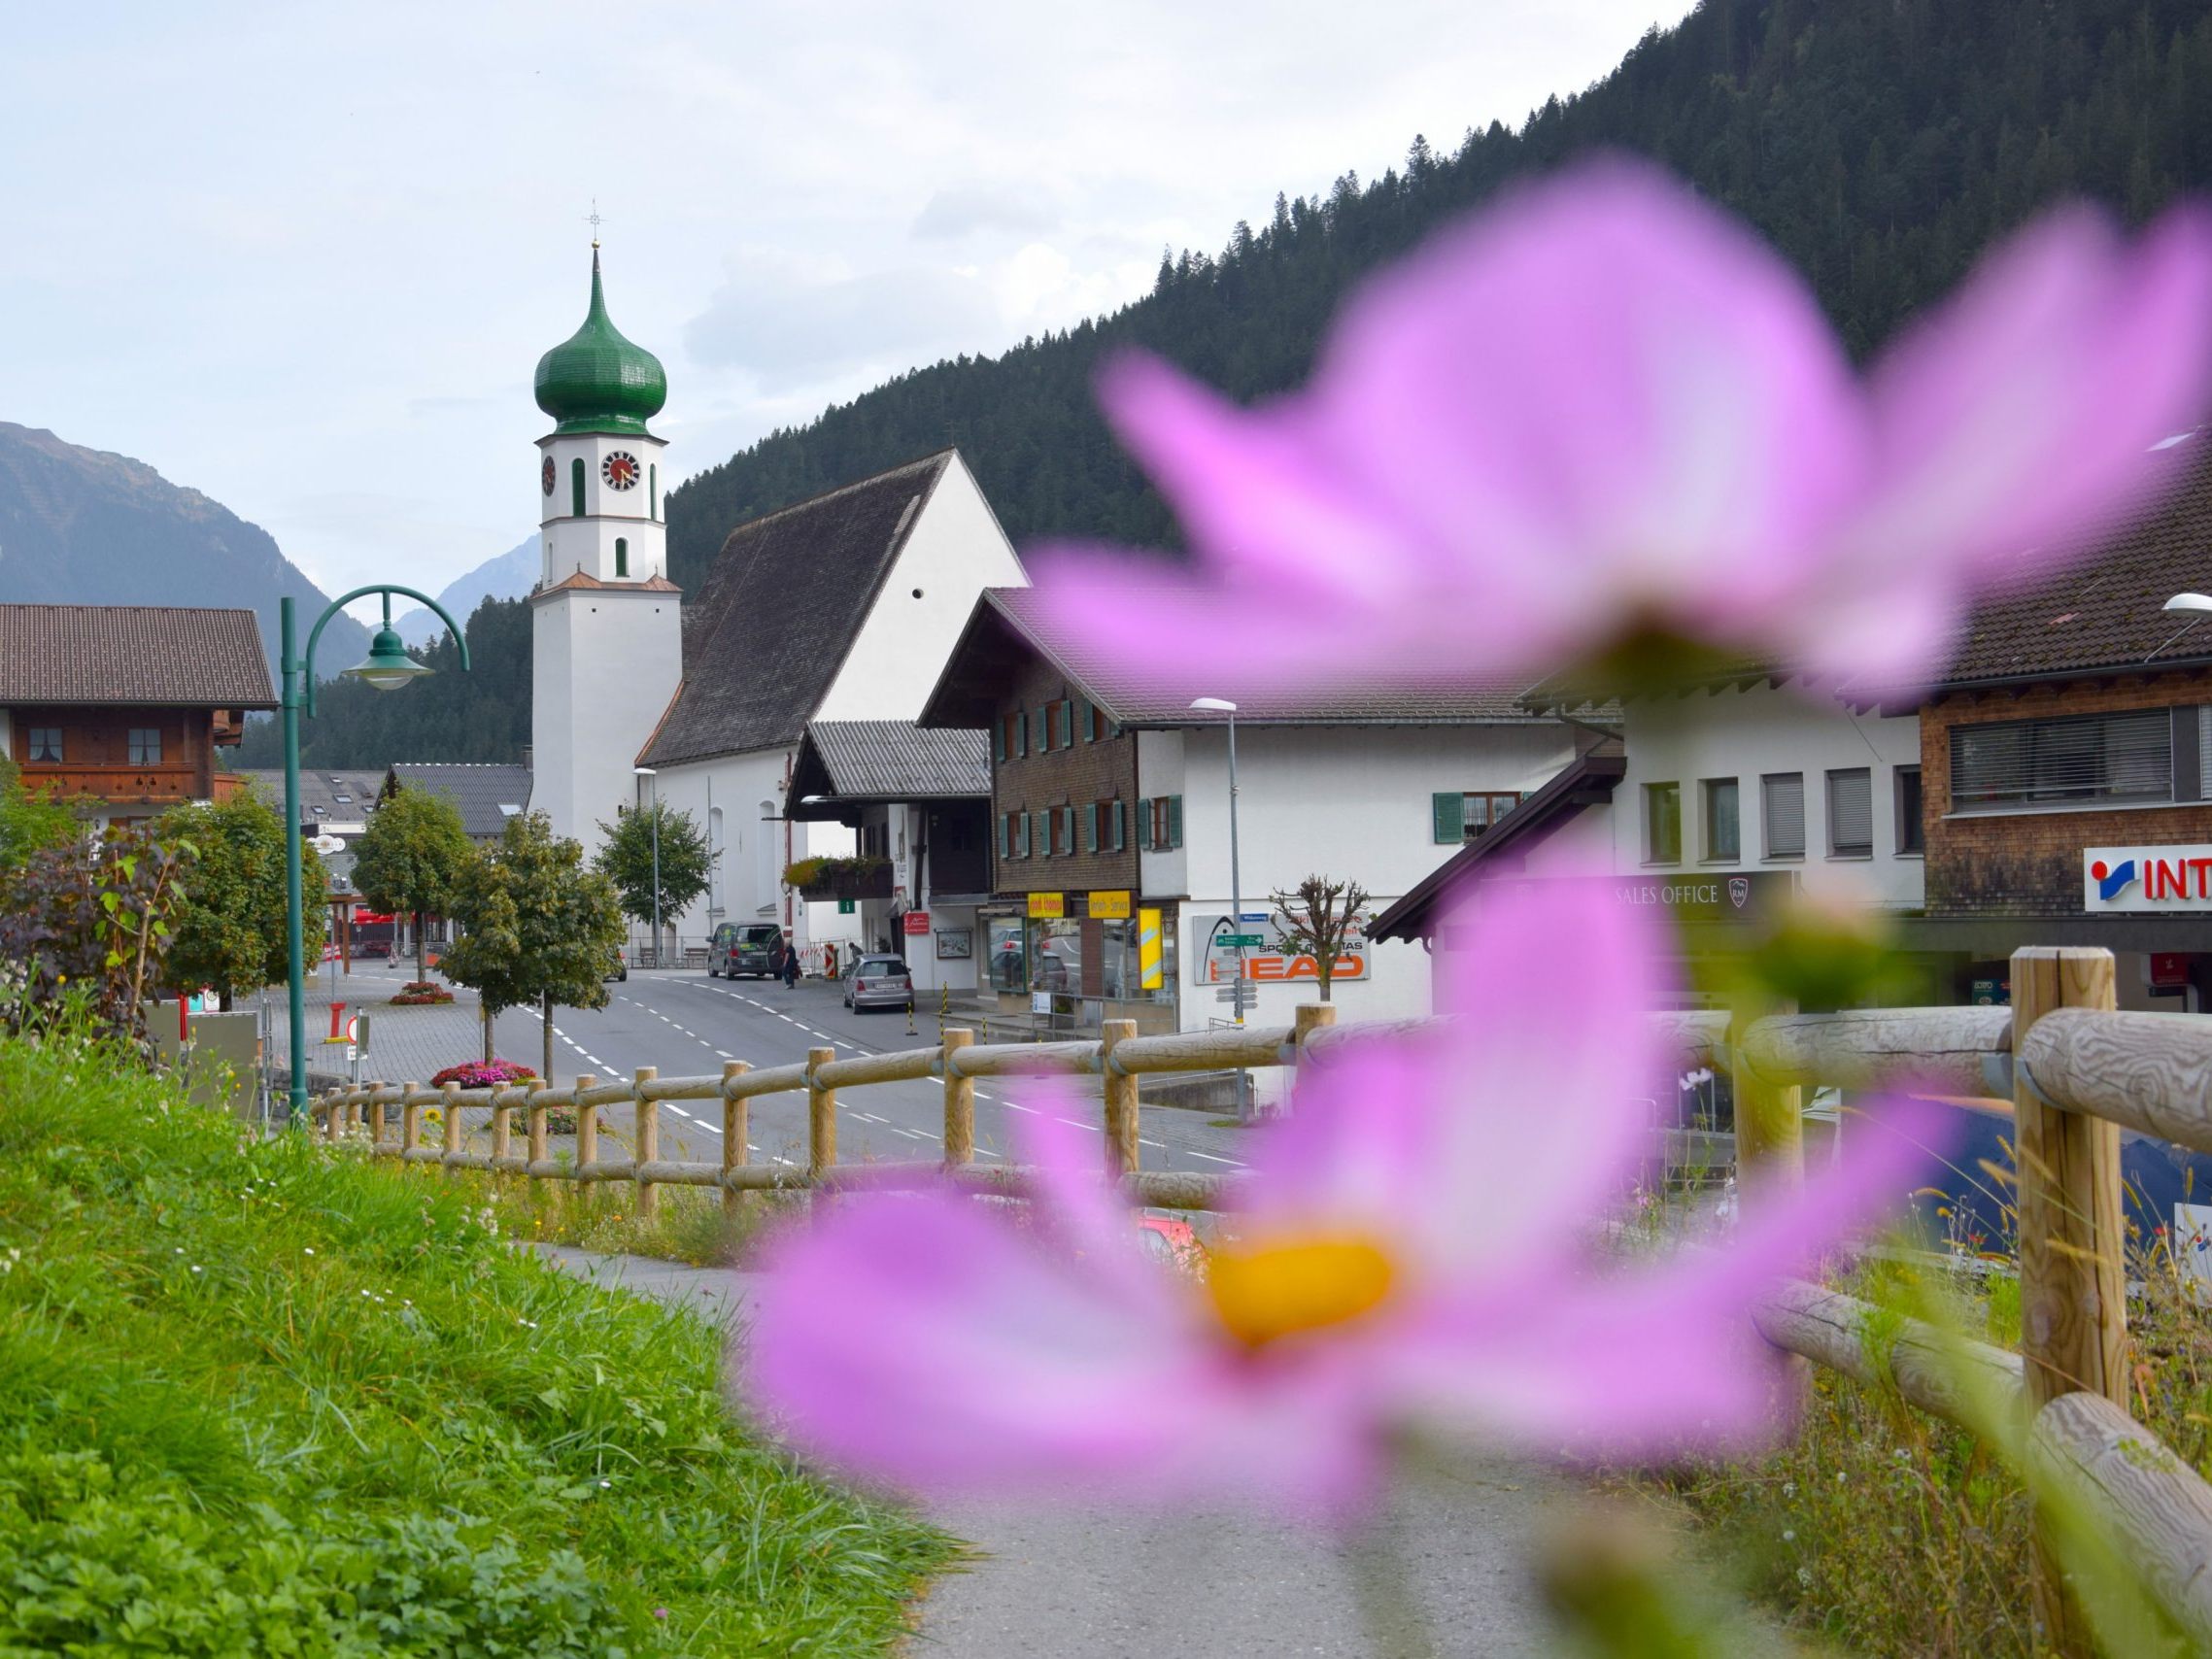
313, 946, 2212, 1655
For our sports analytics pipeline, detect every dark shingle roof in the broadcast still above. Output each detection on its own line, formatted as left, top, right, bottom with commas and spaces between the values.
922, 588, 1558, 728
1924, 435, 2212, 690
638, 453, 955, 766
795, 720, 989, 804
0, 604, 274, 707
234, 768, 387, 824
389, 762, 534, 840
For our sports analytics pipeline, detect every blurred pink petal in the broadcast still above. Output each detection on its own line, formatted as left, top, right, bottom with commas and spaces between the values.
1032, 157, 2212, 691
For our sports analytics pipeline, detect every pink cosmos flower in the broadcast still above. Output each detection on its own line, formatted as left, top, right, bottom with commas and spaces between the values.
741, 874, 1945, 1519
1034, 158, 2212, 691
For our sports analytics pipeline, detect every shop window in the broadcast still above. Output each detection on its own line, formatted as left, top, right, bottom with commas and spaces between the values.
986, 918, 1026, 993
128, 728, 162, 766
1644, 782, 1682, 863
1950, 708, 2172, 809
26, 727, 62, 762
1895, 765, 1924, 855
1701, 777, 1739, 861
1827, 768, 1873, 857
1761, 773, 1805, 859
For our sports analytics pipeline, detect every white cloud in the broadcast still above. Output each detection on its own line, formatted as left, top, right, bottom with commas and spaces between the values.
685, 254, 1003, 388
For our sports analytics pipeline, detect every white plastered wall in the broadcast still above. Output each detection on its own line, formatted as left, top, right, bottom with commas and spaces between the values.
529, 587, 681, 860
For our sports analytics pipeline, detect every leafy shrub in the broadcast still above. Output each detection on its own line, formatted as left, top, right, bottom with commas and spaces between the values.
391, 980, 455, 1006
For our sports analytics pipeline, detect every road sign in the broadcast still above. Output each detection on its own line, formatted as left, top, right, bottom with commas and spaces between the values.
1214, 984, 1256, 1005
1217, 932, 1264, 948
1238, 911, 1269, 923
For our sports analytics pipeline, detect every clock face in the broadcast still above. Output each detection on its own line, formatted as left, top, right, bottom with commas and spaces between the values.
601, 451, 641, 491
541, 456, 556, 495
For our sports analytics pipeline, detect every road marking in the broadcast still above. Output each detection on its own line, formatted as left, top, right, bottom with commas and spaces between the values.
715, 1050, 734, 1060
1186, 1150, 1242, 1166
1055, 1117, 1103, 1133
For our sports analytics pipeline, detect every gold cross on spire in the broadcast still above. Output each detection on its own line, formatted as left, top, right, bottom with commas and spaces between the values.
586, 199, 604, 249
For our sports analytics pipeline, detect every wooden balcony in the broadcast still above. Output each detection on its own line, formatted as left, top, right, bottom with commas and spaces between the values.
17, 764, 208, 807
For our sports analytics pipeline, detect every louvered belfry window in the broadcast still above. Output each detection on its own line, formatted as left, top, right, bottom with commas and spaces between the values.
1950, 710, 2173, 808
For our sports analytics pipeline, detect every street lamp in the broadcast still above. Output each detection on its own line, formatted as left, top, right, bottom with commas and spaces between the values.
2148, 592, 2212, 663
1190, 695, 1252, 1123
634, 766, 661, 966
281, 589, 469, 1119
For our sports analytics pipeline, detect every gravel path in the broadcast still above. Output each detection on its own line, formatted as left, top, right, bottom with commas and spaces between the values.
531, 1244, 1565, 1657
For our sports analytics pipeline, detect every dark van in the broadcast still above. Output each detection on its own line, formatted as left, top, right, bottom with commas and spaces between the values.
710, 922, 784, 979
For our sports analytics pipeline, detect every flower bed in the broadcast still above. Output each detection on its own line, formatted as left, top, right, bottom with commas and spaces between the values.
429, 1060, 536, 1090
390, 981, 454, 1006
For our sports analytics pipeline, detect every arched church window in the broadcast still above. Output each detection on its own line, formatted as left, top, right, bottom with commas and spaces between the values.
571, 457, 586, 518
650, 464, 658, 520
615, 537, 629, 578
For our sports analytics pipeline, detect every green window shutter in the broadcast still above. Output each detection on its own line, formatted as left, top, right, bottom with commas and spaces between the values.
1168, 795, 1183, 849
1037, 705, 1051, 751
1431, 792, 1465, 844
1016, 712, 1028, 757
1138, 799, 1154, 851
1084, 802, 1099, 853
1111, 798, 1126, 851
1018, 813, 1031, 858
1058, 702, 1073, 748
998, 719, 1008, 763
1075, 696, 1092, 742
998, 815, 1009, 858
570, 457, 586, 518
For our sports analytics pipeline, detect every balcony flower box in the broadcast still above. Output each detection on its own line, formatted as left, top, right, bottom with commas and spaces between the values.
783, 855, 893, 902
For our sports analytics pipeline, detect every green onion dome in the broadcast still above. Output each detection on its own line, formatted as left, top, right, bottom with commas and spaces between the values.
533, 250, 666, 436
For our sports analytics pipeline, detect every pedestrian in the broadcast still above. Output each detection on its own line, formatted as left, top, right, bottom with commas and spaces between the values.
782, 932, 801, 990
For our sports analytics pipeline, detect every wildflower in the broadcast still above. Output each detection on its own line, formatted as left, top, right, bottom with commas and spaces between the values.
744, 874, 1945, 1516
1797, 1568, 1814, 1588
654, 1608, 668, 1621
302, 1246, 315, 1256
1032, 159, 2212, 694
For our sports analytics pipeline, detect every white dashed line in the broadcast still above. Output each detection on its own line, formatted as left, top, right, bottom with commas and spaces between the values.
1186, 1151, 1242, 1166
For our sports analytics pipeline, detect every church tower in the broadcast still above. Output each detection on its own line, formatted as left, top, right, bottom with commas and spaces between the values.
528, 246, 683, 856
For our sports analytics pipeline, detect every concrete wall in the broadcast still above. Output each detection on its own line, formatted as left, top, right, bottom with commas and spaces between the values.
1613, 684, 1924, 911
529, 585, 682, 861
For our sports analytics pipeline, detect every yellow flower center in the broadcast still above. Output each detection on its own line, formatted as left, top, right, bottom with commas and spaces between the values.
1204, 1236, 1396, 1349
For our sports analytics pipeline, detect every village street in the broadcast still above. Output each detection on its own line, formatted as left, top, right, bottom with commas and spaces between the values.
285, 965, 1254, 1177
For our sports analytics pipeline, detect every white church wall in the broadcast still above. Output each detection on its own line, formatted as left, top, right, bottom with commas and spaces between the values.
530, 588, 681, 860
811, 455, 1029, 724
538, 431, 668, 587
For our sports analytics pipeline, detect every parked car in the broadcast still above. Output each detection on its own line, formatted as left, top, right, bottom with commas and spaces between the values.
709, 922, 784, 979
843, 955, 914, 1013
604, 944, 629, 983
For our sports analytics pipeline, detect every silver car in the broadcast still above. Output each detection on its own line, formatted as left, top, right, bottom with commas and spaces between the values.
843, 955, 914, 1012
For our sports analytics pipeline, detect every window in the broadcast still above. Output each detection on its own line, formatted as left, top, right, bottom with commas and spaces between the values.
1060, 805, 1076, 855
614, 537, 629, 578
128, 728, 162, 766
1761, 772, 1806, 860
1031, 810, 1049, 857
1895, 765, 1924, 855
570, 457, 586, 518
1057, 701, 1073, 749
26, 727, 61, 762
649, 463, 658, 519
1144, 795, 1183, 851
1644, 782, 1682, 863
1827, 767, 1874, 857
1431, 791, 1522, 843
1036, 705, 1053, 752
1701, 778, 1739, 861
1950, 709, 2172, 809
1083, 801, 1100, 854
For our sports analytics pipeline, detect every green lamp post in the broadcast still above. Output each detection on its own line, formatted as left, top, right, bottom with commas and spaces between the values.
280, 588, 470, 1118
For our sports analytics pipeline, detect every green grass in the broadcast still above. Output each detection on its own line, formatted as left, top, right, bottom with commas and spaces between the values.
0, 1031, 953, 1654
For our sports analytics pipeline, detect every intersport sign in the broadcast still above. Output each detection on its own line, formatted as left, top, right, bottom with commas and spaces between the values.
2083, 844, 2212, 910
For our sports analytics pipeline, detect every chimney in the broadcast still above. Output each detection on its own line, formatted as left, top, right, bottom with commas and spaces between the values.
522, 746, 532, 771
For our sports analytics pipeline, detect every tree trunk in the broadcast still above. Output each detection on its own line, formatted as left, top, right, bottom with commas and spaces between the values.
483, 1000, 495, 1064
415, 910, 427, 983
541, 992, 554, 1085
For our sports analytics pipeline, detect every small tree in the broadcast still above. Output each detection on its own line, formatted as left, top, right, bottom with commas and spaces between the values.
0, 823, 192, 1044
351, 787, 473, 981
0, 755, 79, 867
442, 812, 623, 1078
157, 793, 326, 1009
594, 801, 711, 948
1268, 874, 1374, 1003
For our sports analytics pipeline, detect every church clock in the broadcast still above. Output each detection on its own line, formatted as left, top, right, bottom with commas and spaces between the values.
601, 451, 640, 491
542, 456, 556, 494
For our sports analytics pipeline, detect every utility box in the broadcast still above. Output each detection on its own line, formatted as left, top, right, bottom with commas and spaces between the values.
143, 1004, 263, 1123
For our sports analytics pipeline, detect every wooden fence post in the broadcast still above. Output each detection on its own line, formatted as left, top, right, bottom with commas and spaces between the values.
807, 1047, 836, 1183
942, 1030, 974, 1167
2014, 946, 2125, 1658
1102, 1020, 1139, 1179
1731, 1000, 1803, 1190
490, 1085, 512, 1171
400, 1084, 423, 1158
575, 1074, 600, 1185
632, 1066, 659, 1218
323, 1092, 341, 1142
526, 1078, 548, 1184
1292, 1003, 1337, 1092
441, 1082, 462, 1172
369, 1088, 386, 1151
722, 1060, 749, 1220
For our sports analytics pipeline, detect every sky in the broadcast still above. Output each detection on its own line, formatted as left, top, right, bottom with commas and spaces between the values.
1, 0, 1692, 601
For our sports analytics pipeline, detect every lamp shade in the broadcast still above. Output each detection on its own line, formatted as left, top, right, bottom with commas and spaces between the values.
344, 627, 433, 692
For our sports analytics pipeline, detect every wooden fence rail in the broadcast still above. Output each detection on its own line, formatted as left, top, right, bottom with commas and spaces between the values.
313, 949, 2212, 1653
